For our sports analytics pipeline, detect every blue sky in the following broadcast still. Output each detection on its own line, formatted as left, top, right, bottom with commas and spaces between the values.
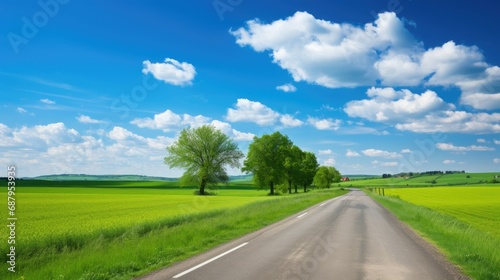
1, 0, 499, 177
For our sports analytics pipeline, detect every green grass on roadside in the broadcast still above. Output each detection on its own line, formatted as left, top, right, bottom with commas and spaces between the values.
367, 190, 500, 280
1, 183, 347, 279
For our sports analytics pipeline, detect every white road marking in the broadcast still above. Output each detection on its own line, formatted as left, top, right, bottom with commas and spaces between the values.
297, 212, 308, 219
172, 242, 249, 278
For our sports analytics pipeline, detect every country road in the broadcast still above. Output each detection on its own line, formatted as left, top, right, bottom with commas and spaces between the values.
139, 189, 469, 280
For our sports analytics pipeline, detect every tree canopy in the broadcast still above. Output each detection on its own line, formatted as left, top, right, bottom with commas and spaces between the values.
242, 131, 293, 195
300, 152, 319, 192
164, 125, 244, 195
313, 166, 341, 189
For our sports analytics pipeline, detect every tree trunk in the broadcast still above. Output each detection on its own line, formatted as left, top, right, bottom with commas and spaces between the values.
270, 181, 275, 195
288, 180, 292, 194
303, 182, 307, 193
294, 184, 298, 193
199, 179, 206, 195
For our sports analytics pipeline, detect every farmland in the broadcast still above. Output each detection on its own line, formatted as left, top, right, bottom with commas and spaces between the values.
340, 172, 499, 187
369, 185, 500, 280
0, 179, 347, 279
384, 186, 500, 237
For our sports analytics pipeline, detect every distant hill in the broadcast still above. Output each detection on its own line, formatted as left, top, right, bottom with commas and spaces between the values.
32, 174, 253, 182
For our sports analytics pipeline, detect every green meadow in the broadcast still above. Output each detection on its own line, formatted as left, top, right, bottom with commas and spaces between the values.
368, 184, 500, 280
340, 172, 499, 187
0, 180, 347, 279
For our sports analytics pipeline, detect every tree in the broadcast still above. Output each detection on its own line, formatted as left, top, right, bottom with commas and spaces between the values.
284, 145, 304, 194
300, 152, 319, 192
242, 132, 293, 195
313, 166, 341, 189
164, 125, 244, 195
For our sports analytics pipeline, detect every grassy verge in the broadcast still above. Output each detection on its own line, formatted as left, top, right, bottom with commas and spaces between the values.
7, 189, 347, 279
367, 190, 500, 280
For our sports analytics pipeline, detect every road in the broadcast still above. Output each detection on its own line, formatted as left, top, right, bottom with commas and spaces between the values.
139, 189, 468, 280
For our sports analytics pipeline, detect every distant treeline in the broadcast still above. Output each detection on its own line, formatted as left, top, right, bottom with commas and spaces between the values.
382, 170, 466, 178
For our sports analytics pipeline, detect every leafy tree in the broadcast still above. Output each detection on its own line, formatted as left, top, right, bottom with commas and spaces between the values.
300, 152, 318, 192
284, 145, 304, 194
242, 132, 293, 195
164, 125, 244, 195
313, 166, 341, 189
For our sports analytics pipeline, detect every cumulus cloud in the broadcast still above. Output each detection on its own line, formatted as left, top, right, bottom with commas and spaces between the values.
346, 87, 500, 134
276, 83, 297, 92
362, 149, 401, 158
142, 58, 196, 86
345, 87, 448, 122
443, 160, 456, 164
436, 143, 495, 152
346, 149, 360, 157
494, 158, 500, 164
477, 138, 486, 143
323, 158, 336, 166
77, 115, 105, 124
400, 149, 412, 153
232, 11, 500, 110
226, 98, 280, 126
307, 117, 341, 130
210, 120, 255, 141
495, 140, 500, 145
131, 109, 210, 131
280, 114, 304, 128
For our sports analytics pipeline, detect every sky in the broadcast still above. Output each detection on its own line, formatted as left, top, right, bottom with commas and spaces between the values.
1, 0, 499, 178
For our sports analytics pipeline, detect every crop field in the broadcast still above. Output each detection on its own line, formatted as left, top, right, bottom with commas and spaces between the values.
384, 186, 500, 237
370, 185, 500, 279
340, 172, 499, 187
0, 180, 346, 279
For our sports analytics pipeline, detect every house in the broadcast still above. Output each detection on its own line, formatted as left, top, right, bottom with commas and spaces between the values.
341, 177, 350, 182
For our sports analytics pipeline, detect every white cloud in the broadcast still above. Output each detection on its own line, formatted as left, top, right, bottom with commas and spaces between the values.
232, 11, 500, 111
345, 87, 448, 122
210, 120, 255, 141
280, 114, 304, 128
346, 149, 360, 157
77, 115, 105, 124
323, 158, 336, 166
307, 117, 341, 130
40, 98, 55, 105
400, 148, 412, 153
362, 149, 401, 158
443, 160, 456, 164
436, 143, 495, 152
232, 11, 418, 88
495, 140, 500, 145
276, 83, 297, 92
477, 138, 487, 143
226, 98, 280, 126
142, 58, 196, 86
318, 149, 332, 155
17, 107, 27, 113
346, 88, 500, 134
131, 109, 210, 131
494, 158, 500, 164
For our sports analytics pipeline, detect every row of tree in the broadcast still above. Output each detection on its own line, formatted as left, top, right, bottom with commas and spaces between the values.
164, 125, 341, 195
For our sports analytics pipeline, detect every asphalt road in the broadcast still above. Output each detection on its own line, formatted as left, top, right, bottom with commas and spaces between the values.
139, 189, 469, 280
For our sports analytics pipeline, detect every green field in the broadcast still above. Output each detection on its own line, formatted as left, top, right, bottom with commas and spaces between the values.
340, 172, 499, 187
369, 185, 500, 279
0, 180, 346, 279
385, 186, 500, 237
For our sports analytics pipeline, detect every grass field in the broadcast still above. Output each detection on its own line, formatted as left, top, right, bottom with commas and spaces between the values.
369, 186, 500, 280
0, 180, 347, 279
340, 172, 499, 187
384, 186, 500, 237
